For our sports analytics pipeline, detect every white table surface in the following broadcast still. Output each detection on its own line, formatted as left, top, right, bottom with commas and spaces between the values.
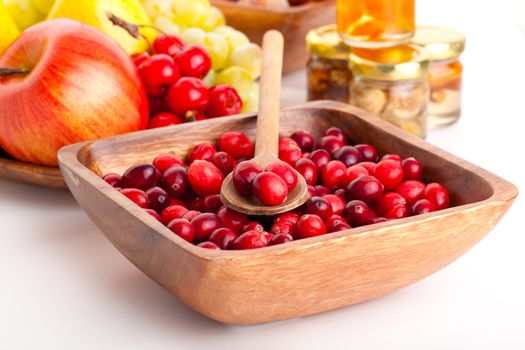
2, 1, 525, 349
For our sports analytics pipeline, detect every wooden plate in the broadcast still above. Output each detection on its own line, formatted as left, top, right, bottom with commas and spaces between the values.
0, 151, 66, 189
58, 101, 518, 324
211, 0, 336, 73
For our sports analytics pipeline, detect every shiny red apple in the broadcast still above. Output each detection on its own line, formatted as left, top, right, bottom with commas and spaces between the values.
0, 19, 149, 166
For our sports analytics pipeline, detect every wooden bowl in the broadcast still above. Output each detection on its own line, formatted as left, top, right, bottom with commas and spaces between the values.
211, 0, 336, 73
58, 101, 517, 324
0, 151, 66, 189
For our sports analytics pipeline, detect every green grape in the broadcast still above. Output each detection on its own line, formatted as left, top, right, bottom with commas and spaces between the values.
203, 69, 216, 87
181, 27, 206, 46
213, 26, 250, 52
228, 43, 262, 80
215, 66, 255, 101
154, 16, 183, 36
141, 0, 174, 19
202, 32, 230, 70
242, 82, 260, 113
199, 6, 226, 31
172, 0, 211, 28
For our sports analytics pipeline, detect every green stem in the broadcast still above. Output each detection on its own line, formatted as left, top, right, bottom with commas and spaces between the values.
0, 68, 30, 77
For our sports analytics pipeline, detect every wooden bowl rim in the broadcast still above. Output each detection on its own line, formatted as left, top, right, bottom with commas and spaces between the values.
58, 101, 518, 262
0, 153, 66, 189
210, 0, 335, 15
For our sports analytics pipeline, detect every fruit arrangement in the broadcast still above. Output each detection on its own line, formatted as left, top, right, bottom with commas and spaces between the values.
101, 127, 451, 250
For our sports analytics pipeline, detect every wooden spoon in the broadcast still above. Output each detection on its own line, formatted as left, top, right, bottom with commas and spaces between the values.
220, 30, 309, 216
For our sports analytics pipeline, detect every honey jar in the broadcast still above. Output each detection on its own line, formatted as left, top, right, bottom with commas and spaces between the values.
349, 44, 429, 137
336, 0, 415, 48
412, 26, 465, 128
306, 24, 353, 103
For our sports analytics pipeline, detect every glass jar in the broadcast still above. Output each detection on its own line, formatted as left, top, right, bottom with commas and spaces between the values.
306, 24, 352, 103
412, 26, 465, 128
349, 45, 429, 137
336, 0, 415, 48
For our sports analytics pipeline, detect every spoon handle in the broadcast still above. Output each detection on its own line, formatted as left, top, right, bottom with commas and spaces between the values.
254, 30, 284, 164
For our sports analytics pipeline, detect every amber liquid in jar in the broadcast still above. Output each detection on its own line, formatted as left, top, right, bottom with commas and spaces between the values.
336, 0, 415, 48
307, 56, 352, 103
427, 59, 463, 128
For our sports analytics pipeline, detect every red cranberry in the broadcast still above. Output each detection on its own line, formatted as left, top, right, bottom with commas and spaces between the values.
153, 34, 184, 56
168, 218, 195, 243
275, 212, 300, 225
290, 130, 315, 152
342, 200, 376, 227
174, 45, 211, 78
206, 84, 243, 118
315, 135, 344, 155
209, 227, 238, 249
188, 196, 206, 211
343, 165, 369, 186
355, 144, 378, 162
167, 77, 209, 115
381, 154, 402, 163
395, 180, 426, 205
334, 188, 346, 199
197, 241, 221, 250
309, 149, 331, 169
161, 165, 188, 198
148, 112, 184, 129
270, 220, 295, 235
279, 137, 300, 150
191, 212, 223, 242
187, 160, 224, 196
294, 158, 318, 186
252, 172, 288, 206
120, 164, 158, 190
425, 183, 450, 210
278, 138, 302, 165
269, 233, 293, 246
313, 185, 331, 197
153, 153, 185, 173
170, 198, 185, 207
321, 160, 346, 189
145, 208, 161, 221
189, 142, 216, 164
374, 159, 404, 190
323, 194, 346, 215
217, 206, 249, 233
120, 188, 149, 208
305, 196, 333, 220
375, 192, 406, 216
160, 205, 189, 225
345, 175, 384, 203
334, 146, 362, 167
359, 161, 377, 174
401, 157, 423, 181
385, 204, 409, 219
203, 194, 223, 213
232, 160, 262, 196
146, 186, 170, 213
266, 160, 298, 191
294, 214, 327, 239
307, 185, 317, 198
325, 214, 349, 231
411, 199, 437, 215
369, 217, 389, 224
232, 230, 269, 250
330, 223, 352, 232
217, 132, 254, 159
103, 173, 121, 187
324, 127, 348, 144
211, 151, 237, 175
182, 210, 201, 222
243, 221, 264, 232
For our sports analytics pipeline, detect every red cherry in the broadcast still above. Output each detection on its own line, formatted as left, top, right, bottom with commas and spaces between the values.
197, 241, 221, 250
161, 165, 188, 197
232, 230, 269, 250
148, 95, 170, 115
232, 160, 262, 196
325, 214, 349, 231
266, 160, 298, 191
294, 158, 318, 186
243, 221, 265, 232
323, 194, 346, 215
321, 160, 346, 189
103, 173, 121, 187
290, 130, 315, 152
203, 194, 223, 213
385, 204, 409, 219
206, 85, 243, 118
375, 192, 406, 216
146, 186, 170, 213
191, 212, 223, 242
395, 180, 426, 205
425, 183, 450, 210
343, 165, 369, 186
342, 200, 376, 227
324, 127, 348, 144
148, 112, 184, 129
217, 206, 249, 233
305, 196, 333, 220
345, 175, 384, 204
358, 161, 377, 174
153, 153, 185, 173
174, 45, 211, 78
145, 208, 161, 221
374, 159, 404, 190
160, 205, 189, 225
252, 172, 288, 206
275, 212, 300, 225
333, 146, 362, 167
309, 149, 331, 169
355, 144, 378, 162
139, 54, 180, 97
120, 164, 158, 190
270, 220, 295, 235
132, 52, 150, 67
381, 154, 402, 163
189, 142, 216, 164
153, 35, 184, 56
217, 132, 254, 159
269, 233, 293, 245
294, 214, 327, 239
315, 135, 344, 155
187, 160, 224, 196
168, 218, 195, 243
211, 151, 237, 175
401, 157, 423, 181
120, 188, 149, 208
209, 227, 238, 249
411, 198, 437, 215
167, 77, 209, 115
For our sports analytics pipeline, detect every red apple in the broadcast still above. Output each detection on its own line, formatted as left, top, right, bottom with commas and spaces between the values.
0, 19, 149, 166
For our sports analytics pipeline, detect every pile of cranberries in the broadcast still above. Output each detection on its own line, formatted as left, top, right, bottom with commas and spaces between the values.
102, 127, 451, 250
132, 34, 243, 128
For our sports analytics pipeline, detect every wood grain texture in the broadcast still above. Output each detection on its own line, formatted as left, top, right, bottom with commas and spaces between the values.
0, 153, 66, 189
211, 0, 336, 73
58, 101, 518, 324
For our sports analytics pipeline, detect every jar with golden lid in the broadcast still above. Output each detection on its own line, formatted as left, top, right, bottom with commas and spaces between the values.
306, 24, 352, 103
412, 26, 465, 128
349, 44, 430, 137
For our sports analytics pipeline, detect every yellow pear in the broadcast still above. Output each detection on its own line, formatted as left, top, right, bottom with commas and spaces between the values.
0, 1, 20, 53
32, 0, 55, 14
2, 0, 45, 30
48, 0, 156, 54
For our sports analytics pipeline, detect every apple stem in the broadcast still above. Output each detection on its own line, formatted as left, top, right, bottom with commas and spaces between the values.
0, 68, 29, 77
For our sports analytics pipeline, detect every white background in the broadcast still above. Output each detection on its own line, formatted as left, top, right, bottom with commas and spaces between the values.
2, 0, 525, 349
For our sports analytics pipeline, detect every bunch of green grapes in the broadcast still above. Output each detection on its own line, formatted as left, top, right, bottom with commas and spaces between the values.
141, 0, 261, 113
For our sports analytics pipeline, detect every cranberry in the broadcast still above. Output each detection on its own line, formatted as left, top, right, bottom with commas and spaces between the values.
174, 45, 211, 78
324, 127, 348, 144
278, 138, 302, 165
266, 160, 298, 191
197, 241, 221, 250
334, 146, 362, 167
325, 214, 349, 231
188, 197, 206, 211
148, 112, 184, 129
381, 154, 402, 163
191, 212, 223, 242
345, 175, 384, 204
269, 233, 293, 246
170, 198, 185, 207
206, 85, 243, 118
315, 135, 344, 155
275, 212, 300, 225
294, 158, 318, 186
145, 208, 161, 221
211, 151, 237, 175
232, 230, 269, 250
243, 221, 265, 232
369, 217, 389, 224
425, 183, 450, 210
395, 180, 426, 205
305, 196, 333, 220
168, 218, 195, 243
209, 227, 238, 249
385, 204, 409, 219
355, 144, 378, 162
374, 159, 404, 190
217, 132, 254, 159
323, 194, 346, 215
146, 186, 170, 213
307, 185, 317, 197
160, 205, 189, 225
359, 161, 377, 174
252, 172, 288, 206
161, 165, 188, 198
374, 192, 406, 216
290, 130, 315, 152
217, 206, 249, 233
334, 188, 346, 199
294, 214, 327, 239
120, 164, 157, 190
203, 194, 222, 213
153, 153, 185, 173
153, 34, 184, 56
313, 185, 331, 197
120, 188, 149, 208
330, 222, 352, 232
189, 142, 216, 164
232, 160, 261, 196
182, 210, 201, 222
321, 160, 346, 189
411, 199, 436, 215
187, 160, 224, 196
342, 200, 376, 227
309, 149, 331, 169
401, 157, 423, 181
103, 173, 121, 187
343, 165, 369, 186
167, 77, 209, 115
279, 137, 300, 150
139, 54, 180, 96
270, 220, 295, 235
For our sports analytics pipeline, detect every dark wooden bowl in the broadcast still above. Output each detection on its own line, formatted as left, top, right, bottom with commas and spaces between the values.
211, 0, 336, 73
57, 101, 517, 324
0, 151, 66, 189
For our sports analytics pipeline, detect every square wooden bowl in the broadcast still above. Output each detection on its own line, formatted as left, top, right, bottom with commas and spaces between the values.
58, 101, 517, 324
211, 0, 336, 73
